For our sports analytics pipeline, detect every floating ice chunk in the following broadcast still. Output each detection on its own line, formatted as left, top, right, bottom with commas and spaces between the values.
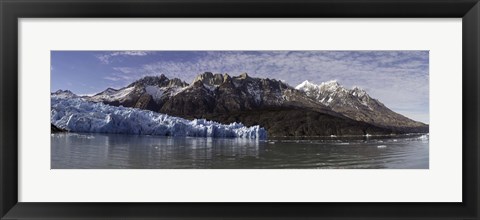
418, 134, 429, 140
51, 97, 267, 139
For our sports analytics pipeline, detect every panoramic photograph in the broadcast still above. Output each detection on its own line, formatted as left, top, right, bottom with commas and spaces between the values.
51, 51, 429, 169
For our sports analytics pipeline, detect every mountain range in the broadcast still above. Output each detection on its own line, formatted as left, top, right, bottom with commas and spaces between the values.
52, 72, 428, 137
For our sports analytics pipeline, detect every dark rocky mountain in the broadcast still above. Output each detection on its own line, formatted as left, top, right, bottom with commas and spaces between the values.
160, 72, 340, 118
86, 74, 188, 111
51, 89, 78, 99
69, 72, 428, 137
295, 80, 428, 133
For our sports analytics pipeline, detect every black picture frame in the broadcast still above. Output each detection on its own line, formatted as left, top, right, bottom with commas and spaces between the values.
1, 0, 479, 219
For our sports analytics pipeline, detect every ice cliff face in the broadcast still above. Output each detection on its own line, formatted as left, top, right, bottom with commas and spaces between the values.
51, 97, 267, 139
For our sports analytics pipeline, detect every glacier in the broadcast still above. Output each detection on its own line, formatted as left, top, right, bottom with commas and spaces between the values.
51, 97, 267, 139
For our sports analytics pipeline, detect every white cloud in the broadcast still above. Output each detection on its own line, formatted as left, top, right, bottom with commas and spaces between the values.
96, 51, 153, 64
103, 76, 121, 81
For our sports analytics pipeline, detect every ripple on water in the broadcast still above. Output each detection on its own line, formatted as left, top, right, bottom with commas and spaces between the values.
51, 133, 429, 169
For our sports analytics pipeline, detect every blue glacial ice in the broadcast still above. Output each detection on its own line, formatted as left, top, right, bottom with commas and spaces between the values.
51, 97, 267, 139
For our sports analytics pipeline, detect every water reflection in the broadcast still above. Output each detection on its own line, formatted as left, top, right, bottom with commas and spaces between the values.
51, 133, 429, 169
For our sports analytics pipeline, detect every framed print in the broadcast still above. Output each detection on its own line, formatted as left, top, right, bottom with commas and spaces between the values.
1, 0, 479, 219
48, 50, 430, 169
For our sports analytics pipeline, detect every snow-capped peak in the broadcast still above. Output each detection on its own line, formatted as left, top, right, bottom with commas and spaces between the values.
102, 88, 118, 94
318, 80, 342, 91
351, 86, 367, 97
51, 89, 78, 98
52, 89, 74, 94
295, 80, 375, 108
295, 80, 343, 93
295, 80, 315, 90
322, 80, 340, 87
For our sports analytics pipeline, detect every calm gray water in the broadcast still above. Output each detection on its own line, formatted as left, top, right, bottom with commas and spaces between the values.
51, 133, 429, 169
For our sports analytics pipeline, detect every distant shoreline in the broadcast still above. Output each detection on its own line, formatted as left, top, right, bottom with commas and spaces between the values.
51, 129, 428, 142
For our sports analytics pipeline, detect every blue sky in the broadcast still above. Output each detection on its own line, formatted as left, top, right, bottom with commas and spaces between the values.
51, 51, 429, 123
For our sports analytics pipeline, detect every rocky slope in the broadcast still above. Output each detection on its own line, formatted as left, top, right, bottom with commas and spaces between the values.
86, 74, 188, 111
160, 72, 340, 118
203, 107, 392, 137
295, 80, 428, 133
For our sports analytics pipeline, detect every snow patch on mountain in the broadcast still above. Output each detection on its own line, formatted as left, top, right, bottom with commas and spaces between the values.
89, 87, 135, 102
296, 80, 347, 106
296, 80, 343, 92
247, 84, 262, 104
295, 80, 314, 90
170, 86, 187, 96
296, 80, 369, 107
51, 97, 267, 139
145, 86, 165, 100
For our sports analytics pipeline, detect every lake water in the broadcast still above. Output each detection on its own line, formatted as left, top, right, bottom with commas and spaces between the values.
51, 133, 429, 169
